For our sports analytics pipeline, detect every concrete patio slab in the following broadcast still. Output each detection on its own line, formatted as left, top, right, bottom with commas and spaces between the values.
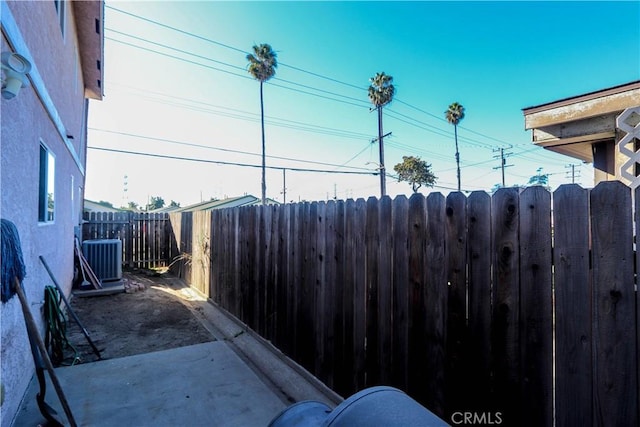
14, 341, 286, 426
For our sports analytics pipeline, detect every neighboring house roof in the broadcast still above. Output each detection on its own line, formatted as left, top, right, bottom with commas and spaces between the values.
72, 1, 104, 100
173, 195, 279, 212
148, 205, 182, 213
522, 80, 640, 162
84, 199, 123, 212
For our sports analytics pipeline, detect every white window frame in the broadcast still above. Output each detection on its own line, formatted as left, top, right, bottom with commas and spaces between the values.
38, 141, 56, 224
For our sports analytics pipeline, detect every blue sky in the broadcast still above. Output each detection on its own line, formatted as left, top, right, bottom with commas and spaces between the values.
86, 1, 640, 207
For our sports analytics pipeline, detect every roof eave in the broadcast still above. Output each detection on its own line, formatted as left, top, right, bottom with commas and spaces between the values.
73, 0, 104, 100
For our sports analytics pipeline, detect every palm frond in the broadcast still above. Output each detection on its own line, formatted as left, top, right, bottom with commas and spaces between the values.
247, 43, 278, 82
368, 71, 395, 106
445, 102, 465, 125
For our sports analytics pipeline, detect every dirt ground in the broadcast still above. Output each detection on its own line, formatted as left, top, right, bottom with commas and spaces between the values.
61, 270, 215, 365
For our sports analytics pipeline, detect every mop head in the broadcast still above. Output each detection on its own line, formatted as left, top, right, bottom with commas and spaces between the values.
1, 219, 26, 303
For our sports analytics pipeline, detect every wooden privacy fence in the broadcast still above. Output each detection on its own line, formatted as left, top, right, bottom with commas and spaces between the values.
171, 182, 637, 426
82, 211, 173, 269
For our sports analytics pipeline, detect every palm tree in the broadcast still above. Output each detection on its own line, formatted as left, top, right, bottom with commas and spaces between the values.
247, 43, 277, 205
445, 102, 465, 192
368, 72, 395, 197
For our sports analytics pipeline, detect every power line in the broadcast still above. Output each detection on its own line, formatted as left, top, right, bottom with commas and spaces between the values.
332, 141, 375, 171
493, 146, 514, 187
565, 163, 582, 183
88, 146, 379, 175
385, 109, 497, 150
108, 27, 505, 153
106, 5, 366, 92
106, 36, 370, 109
107, 23, 560, 167
106, 82, 374, 141
104, 5, 527, 154
106, 26, 369, 106
88, 128, 375, 171
106, 5, 247, 54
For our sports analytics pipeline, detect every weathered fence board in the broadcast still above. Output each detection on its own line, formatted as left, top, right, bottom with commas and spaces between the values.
391, 195, 409, 392
491, 187, 521, 424
444, 191, 468, 416
377, 196, 393, 387
466, 191, 492, 412
424, 193, 447, 418
365, 197, 380, 387
407, 193, 428, 403
553, 184, 592, 427
352, 199, 367, 391
314, 201, 328, 384
519, 186, 553, 426
591, 182, 637, 426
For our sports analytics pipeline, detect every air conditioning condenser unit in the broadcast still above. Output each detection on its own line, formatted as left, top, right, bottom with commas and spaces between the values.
82, 239, 122, 281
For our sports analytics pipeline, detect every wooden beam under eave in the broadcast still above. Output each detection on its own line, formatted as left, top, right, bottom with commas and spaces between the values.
531, 113, 617, 143
524, 89, 640, 129
537, 141, 594, 163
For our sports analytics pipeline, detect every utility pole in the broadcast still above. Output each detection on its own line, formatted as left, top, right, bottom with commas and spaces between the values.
565, 163, 581, 184
372, 130, 392, 197
493, 145, 513, 187
122, 175, 128, 207
281, 169, 287, 204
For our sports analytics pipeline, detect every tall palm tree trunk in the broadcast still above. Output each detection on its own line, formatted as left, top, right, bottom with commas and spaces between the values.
454, 124, 460, 192
260, 81, 266, 205
378, 106, 386, 197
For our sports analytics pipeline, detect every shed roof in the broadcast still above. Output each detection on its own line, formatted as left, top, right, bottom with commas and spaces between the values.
173, 195, 279, 212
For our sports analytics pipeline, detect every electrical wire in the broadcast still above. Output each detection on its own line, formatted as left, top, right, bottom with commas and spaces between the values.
88, 128, 375, 171
88, 146, 379, 175
104, 5, 525, 153
104, 5, 584, 184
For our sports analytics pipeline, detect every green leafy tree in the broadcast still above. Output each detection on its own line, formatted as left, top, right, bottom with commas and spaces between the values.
445, 102, 465, 191
393, 156, 437, 193
528, 168, 549, 187
126, 201, 139, 211
146, 196, 165, 211
169, 200, 180, 208
368, 72, 395, 197
247, 43, 277, 205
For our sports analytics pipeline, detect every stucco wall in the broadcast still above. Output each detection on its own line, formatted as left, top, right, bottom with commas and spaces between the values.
1, 1, 91, 425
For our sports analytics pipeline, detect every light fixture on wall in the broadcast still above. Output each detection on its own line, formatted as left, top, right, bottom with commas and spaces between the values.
1, 51, 31, 100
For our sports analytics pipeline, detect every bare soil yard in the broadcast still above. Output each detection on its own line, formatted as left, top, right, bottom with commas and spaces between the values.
63, 271, 215, 364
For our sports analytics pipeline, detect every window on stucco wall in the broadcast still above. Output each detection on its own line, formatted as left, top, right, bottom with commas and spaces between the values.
54, 0, 66, 37
38, 142, 55, 223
